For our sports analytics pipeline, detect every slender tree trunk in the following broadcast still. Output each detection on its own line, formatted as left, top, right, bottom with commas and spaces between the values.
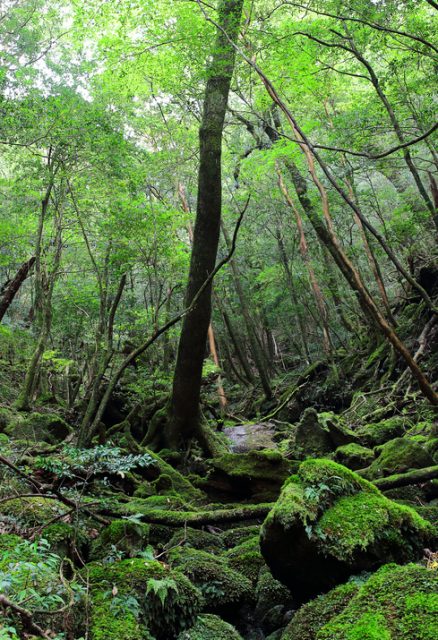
274, 224, 311, 362
215, 294, 255, 383
277, 168, 333, 356
165, 0, 244, 449
221, 221, 273, 398
0, 256, 35, 322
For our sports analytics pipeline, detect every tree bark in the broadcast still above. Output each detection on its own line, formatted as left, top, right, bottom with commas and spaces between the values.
0, 256, 35, 322
165, 0, 244, 449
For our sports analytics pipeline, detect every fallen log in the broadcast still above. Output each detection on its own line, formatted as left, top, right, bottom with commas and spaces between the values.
372, 465, 438, 491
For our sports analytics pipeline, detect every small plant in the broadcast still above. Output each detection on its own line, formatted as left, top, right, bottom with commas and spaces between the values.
146, 577, 178, 606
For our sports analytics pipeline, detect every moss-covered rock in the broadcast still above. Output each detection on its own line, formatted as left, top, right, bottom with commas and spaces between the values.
4, 411, 71, 444
84, 558, 202, 640
292, 408, 333, 458
255, 566, 293, 634
0, 496, 67, 528
220, 525, 261, 549
168, 547, 253, 616
317, 563, 438, 639
357, 416, 408, 447
90, 519, 150, 560
318, 412, 359, 448
226, 536, 265, 585
365, 437, 434, 478
260, 460, 434, 599
281, 581, 359, 640
334, 443, 375, 470
166, 527, 224, 553
177, 614, 243, 639
202, 449, 293, 502
42, 521, 87, 559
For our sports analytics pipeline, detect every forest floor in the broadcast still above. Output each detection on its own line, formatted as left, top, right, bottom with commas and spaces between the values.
0, 296, 437, 640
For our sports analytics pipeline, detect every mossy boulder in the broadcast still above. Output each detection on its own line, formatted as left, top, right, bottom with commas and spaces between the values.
260, 460, 434, 599
318, 412, 359, 448
317, 563, 438, 639
166, 527, 224, 553
357, 416, 408, 447
0, 496, 67, 529
90, 519, 150, 561
177, 614, 243, 639
4, 411, 71, 443
226, 536, 265, 585
168, 547, 253, 616
220, 525, 261, 549
334, 443, 375, 470
281, 581, 359, 640
292, 408, 333, 458
255, 566, 293, 634
84, 558, 202, 640
365, 437, 434, 478
202, 449, 293, 502
42, 522, 87, 559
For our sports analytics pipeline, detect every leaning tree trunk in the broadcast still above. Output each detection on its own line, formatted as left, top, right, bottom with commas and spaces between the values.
163, 0, 244, 450
0, 256, 35, 322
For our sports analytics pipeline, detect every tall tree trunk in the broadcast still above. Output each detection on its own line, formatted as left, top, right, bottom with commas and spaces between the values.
0, 257, 35, 322
165, 0, 244, 449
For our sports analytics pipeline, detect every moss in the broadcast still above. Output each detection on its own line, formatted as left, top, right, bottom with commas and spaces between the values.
209, 449, 290, 480
226, 536, 265, 584
255, 566, 292, 631
366, 437, 434, 478
357, 416, 408, 446
0, 496, 67, 528
121, 494, 190, 515
168, 547, 253, 612
145, 449, 204, 502
317, 491, 432, 562
260, 460, 434, 598
153, 473, 174, 493
318, 563, 438, 640
84, 558, 202, 640
334, 443, 375, 470
166, 527, 224, 553
4, 411, 71, 444
90, 519, 150, 560
41, 522, 87, 558
281, 582, 359, 640
220, 525, 260, 549
177, 614, 243, 639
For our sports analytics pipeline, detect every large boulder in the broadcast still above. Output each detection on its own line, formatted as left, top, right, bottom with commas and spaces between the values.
202, 450, 293, 502
260, 460, 434, 600
224, 422, 278, 452
292, 409, 333, 458
356, 416, 408, 446
4, 411, 71, 444
281, 563, 437, 640
365, 436, 434, 478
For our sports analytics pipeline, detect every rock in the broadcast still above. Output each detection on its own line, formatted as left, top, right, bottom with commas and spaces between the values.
260, 460, 434, 600
316, 563, 438, 640
167, 526, 224, 553
254, 566, 293, 635
319, 412, 359, 448
224, 422, 278, 453
292, 408, 333, 458
178, 614, 243, 639
365, 437, 434, 478
226, 536, 265, 585
281, 581, 359, 640
202, 450, 294, 502
168, 547, 253, 618
4, 411, 71, 443
84, 558, 202, 640
357, 416, 408, 446
334, 443, 375, 470
90, 519, 150, 561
